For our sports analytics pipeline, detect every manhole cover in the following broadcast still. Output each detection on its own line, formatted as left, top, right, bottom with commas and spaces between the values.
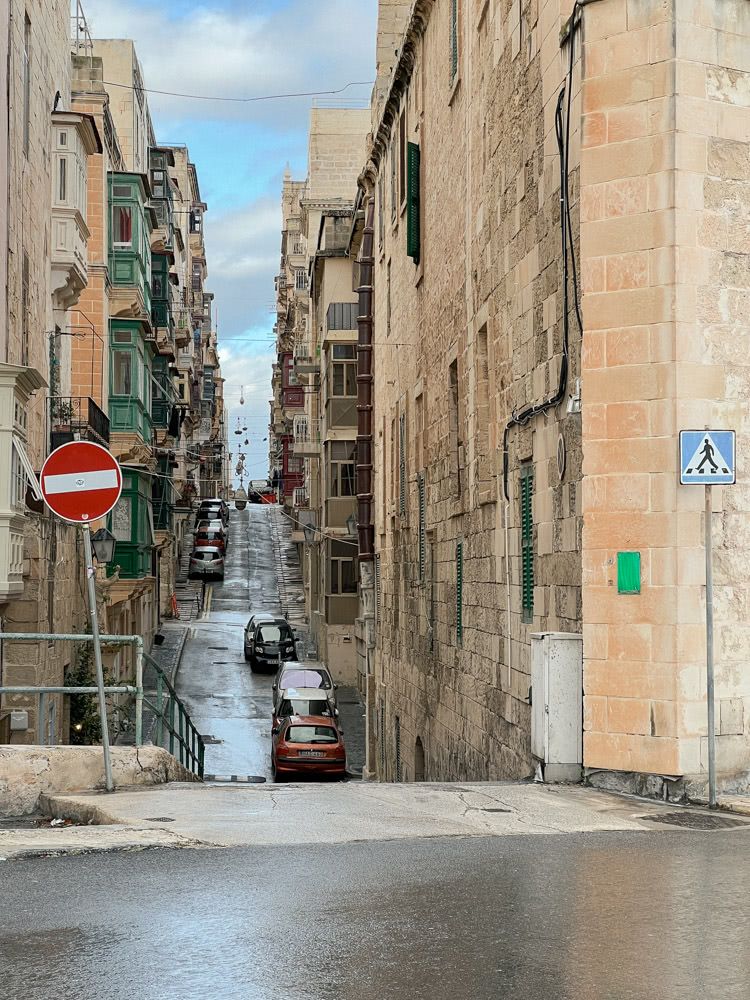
144, 817, 175, 823
642, 811, 750, 831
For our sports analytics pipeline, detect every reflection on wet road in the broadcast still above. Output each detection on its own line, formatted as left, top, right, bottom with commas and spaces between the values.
3, 831, 750, 999
176, 506, 282, 780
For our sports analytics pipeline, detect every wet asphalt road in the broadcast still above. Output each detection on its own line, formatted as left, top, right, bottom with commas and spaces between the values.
3, 830, 750, 999
177, 506, 282, 780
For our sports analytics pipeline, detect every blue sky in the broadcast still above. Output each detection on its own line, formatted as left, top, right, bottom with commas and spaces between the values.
85, 0, 377, 482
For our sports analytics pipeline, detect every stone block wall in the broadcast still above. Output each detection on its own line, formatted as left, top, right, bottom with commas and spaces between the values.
580, 0, 750, 786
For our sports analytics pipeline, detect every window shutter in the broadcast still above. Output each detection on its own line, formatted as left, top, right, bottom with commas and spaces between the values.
399, 413, 407, 516
418, 472, 426, 582
406, 142, 420, 264
375, 553, 382, 627
450, 0, 459, 80
521, 464, 534, 623
456, 540, 463, 646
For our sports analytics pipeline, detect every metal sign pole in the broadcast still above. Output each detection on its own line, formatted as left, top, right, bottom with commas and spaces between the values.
705, 484, 716, 809
82, 524, 114, 793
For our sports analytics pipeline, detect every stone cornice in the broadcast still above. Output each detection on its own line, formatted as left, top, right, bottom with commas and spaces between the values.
360, 0, 434, 190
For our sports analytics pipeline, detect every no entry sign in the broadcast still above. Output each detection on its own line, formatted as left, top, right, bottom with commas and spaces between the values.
40, 441, 123, 524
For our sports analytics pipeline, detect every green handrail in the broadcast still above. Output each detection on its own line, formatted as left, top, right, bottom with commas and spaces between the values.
141, 651, 205, 778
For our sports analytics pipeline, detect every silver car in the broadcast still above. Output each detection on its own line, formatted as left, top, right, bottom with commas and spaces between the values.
272, 662, 337, 713
188, 546, 224, 580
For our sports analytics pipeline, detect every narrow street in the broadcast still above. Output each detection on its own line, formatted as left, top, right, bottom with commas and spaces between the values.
175, 506, 286, 782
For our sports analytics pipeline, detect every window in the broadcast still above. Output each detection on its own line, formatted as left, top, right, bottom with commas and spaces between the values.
416, 392, 425, 470
418, 473, 426, 582
386, 260, 392, 338
113, 329, 131, 344
152, 273, 164, 299
111, 496, 132, 541
332, 355, 357, 397
192, 262, 202, 290
113, 206, 133, 248
112, 184, 132, 198
327, 302, 358, 330
398, 412, 406, 517
151, 169, 165, 198
23, 14, 30, 156
521, 463, 534, 623
113, 351, 132, 395
58, 155, 67, 202
377, 181, 385, 249
456, 539, 463, 645
398, 109, 407, 208
295, 269, 307, 291
450, 0, 460, 81
286, 725, 338, 744
390, 141, 397, 223
330, 441, 356, 497
10, 446, 26, 509
332, 344, 356, 360
406, 143, 421, 264
21, 252, 29, 366
475, 324, 490, 482
189, 209, 202, 234
331, 556, 357, 594
449, 359, 461, 495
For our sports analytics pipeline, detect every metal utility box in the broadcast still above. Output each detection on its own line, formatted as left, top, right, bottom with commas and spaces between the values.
531, 632, 583, 783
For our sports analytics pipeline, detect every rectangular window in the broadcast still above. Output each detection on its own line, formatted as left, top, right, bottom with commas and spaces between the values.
330, 441, 356, 497
151, 169, 165, 198
112, 184, 131, 198
449, 359, 461, 495
113, 351, 132, 395
326, 302, 358, 330
331, 557, 357, 595
386, 260, 392, 338
192, 262, 202, 290
23, 14, 30, 156
21, 252, 29, 366
58, 156, 67, 202
398, 412, 406, 517
450, 0, 459, 81
113, 205, 133, 247
332, 344, 356, 361
189, 209, 202, 233
456, 539, 463, 646
295, 269, 307, 291
398, 110, 407, 209
418, 472, 426, 582
475, 324, 490, 485
377, 181, 384, 249
406, 142, 421, 264
332, 361, 356, 397
521, 463, 534, 623
390, 142, 397, 223
374, 553, 381, 628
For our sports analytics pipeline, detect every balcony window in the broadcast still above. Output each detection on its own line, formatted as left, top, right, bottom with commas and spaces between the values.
151, 169, 166, 198
329, 441, 356, 497
330, 556, 357, 595
326, 302, 358, 330
111, 496, 132, 541
332, 358, 356, 397
190, 209, 202, 234
113, 351, 132, 395
113, 205, 133, 248
295, 269, 307, 291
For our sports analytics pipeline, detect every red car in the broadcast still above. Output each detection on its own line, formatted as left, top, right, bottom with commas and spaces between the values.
193, 529, 226, 553
271, 715, 346, 781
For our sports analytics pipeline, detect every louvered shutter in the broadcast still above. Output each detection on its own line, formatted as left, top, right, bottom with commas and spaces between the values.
406, 142, 420, 264
521, 464, 534, 623
418, 472, 426, 582
456, 540, 463, 646
375, 553, 382, 627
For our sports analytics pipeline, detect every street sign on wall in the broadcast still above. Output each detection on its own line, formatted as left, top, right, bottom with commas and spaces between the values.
40, 441, 123, 524
680, 429, 736, 485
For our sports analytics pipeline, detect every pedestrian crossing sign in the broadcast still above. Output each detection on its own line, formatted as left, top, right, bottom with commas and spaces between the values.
680, 429, 735, 485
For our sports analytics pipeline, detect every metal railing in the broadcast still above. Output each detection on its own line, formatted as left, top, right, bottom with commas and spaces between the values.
0, 632, 204, 780
293, 486, 308, 508
293, 416, 320, 443
49, 395, 110, 446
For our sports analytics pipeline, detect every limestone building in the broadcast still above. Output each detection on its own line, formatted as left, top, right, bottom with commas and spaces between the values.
361, 0, 750, 795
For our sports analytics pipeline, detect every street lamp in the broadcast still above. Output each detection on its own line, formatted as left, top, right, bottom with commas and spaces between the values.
303, 523, 317, 546
346, 513, 358, 539
90, 527, 116, 564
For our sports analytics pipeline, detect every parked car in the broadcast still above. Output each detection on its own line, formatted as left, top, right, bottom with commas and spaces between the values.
273, 687, 339, 728
272, 662, 337, 713
194, 518, 226, 536
188, 546, 225, 580
196, 500, 229, 526
194, 529, 226, 554
245, 618, 297, 672
271, 714, 346, 780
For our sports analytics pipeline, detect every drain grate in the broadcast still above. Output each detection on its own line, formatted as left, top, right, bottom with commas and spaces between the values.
144, 817, 175, 823
642, 811, 750, 831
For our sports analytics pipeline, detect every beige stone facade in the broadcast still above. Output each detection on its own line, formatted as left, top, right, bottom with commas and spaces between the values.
364, 0, 750, 794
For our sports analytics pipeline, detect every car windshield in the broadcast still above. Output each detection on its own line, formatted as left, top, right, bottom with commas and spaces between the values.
280, 669, 331, 690
258, 625, 292, 643
279, 698, 330, 717
286, 725, 337, 744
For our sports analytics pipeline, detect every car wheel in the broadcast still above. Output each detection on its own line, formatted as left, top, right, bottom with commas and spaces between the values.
249, 657, 258, 673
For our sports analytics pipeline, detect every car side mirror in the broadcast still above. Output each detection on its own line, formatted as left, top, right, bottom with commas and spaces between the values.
334, 683, 339, 690
271, 726, 279, 735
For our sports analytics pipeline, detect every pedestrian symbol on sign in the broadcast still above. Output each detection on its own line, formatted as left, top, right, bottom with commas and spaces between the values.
680, 430, 735, 486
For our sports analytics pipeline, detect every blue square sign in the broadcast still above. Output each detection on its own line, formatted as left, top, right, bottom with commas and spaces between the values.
680, 430, 735, 485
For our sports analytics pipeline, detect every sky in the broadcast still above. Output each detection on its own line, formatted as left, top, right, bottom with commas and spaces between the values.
84, 0, 378, 484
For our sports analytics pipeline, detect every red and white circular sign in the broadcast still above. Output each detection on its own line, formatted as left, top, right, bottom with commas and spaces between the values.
40, 441, 123, 524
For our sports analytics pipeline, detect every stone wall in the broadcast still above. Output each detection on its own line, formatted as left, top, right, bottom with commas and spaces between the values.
580, 0, 750, 788
370, 0, 583, 783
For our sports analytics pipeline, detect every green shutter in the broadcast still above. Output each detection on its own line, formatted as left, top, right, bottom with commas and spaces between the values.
399, 413, 407, 515
456, 540, 463, 646
521, 464, 534, 623
418, 473, 426, 582
406, 142, 420, 264
450, 0, 458, 80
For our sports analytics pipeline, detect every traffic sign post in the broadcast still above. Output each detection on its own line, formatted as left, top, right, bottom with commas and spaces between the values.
40, 442, 123, 793
679, 429, 736, 809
